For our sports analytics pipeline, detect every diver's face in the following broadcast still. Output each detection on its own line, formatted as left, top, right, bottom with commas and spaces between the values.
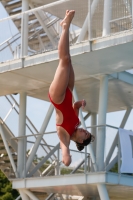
76, 128, 91, 143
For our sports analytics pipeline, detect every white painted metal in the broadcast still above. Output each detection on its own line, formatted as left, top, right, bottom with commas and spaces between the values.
70, 155, 89, 174
55, 149, 60, 175
96, 75, 110, 200
1, 1, 133, 199
102, 0, 112, 36
42, 160, 55, 176
26, 104, 54, 174
91, 113, 97, 156
73, 87, 97, 172
19, 189, 30, 200
27, 143, 60, 177
132, 0, 133, 28
17, 92, 27, 178
77, 0, 99, 42
88, 0, 92, 40
0, 125, 18, 178
15, 195, 21, 200
110, 71, 133, 86
105, 155, 118, 171
21, 0, 29, 57
96, 75, 108, 171
97, 184, 109, 200
105, 107, 132, 166
23, 189, 39, 200
29, 2, 56, 48
3, 103, 16, 122
45, 193, 55, 200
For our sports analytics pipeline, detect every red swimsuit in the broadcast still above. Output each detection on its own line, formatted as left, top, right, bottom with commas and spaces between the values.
49, 88, 80, 136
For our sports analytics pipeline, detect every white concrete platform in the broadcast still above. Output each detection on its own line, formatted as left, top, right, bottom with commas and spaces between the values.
11, 172, 133, 200
0, 31, 133, 113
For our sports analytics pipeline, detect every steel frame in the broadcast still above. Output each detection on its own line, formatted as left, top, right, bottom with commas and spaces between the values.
0, 0, 133, 199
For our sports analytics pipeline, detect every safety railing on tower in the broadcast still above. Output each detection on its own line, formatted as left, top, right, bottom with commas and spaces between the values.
0, 0, 133, 63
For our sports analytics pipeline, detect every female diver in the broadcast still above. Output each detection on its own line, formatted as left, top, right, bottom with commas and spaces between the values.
49, 10, 94, 166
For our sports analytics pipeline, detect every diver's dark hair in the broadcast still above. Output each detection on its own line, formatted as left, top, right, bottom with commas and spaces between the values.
76, 134, 95, 151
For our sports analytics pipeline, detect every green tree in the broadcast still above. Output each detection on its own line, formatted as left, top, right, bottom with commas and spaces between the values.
1, 192, 14, 200
0, 170, 20, 200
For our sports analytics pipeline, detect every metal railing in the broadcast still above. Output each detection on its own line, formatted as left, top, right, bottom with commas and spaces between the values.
0, 0, 133, 63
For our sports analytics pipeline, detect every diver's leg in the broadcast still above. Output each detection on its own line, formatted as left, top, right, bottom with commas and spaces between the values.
49, 10, 75, 104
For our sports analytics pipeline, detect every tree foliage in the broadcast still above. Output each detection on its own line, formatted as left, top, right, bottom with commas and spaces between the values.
0, 170, 20, 200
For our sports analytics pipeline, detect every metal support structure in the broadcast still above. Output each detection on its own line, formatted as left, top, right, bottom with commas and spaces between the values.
29, 2, 56, 48
19, 189, 29, 200
70, 155, 90, 174
26, 104, 54, 174
45, 193, 55, 200
88, 0, 92, 41
105, 155, 118, 171
55, 149, 60, 175
132, 0, 133, 27
96, 75, 110, 200
105, 107, 132, 166
23, 189, 39, 200
3, 103, 15, 122
27, 143, 59, 176
91, 113, 97, 156
97, 184, 109, 200
17, 92, 27, 178
102, 0, 112, 36
77, 0, 99, 42
0, 125, 19, 178
21, 0, 29, 57
73, 87, 97, 172
96, 75, 108, 171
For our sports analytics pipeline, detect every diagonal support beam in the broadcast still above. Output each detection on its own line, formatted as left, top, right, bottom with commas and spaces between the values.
27, 143, 60, 177
97, 184, 110, 200
105, 107, 132, 166
29, 2, 56, 48
26, 104, 54, 174
23, 189, 39, 200
19, 189, 30, 200
0, 124, 19, 178
105, 155, 118, 172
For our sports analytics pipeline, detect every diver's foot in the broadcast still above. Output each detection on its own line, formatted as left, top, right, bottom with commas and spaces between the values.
60, 10, 75, 29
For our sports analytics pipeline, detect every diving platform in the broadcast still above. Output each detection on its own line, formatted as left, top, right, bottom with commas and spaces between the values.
12, 172, 133, 200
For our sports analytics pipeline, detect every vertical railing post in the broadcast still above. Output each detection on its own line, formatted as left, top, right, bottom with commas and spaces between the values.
55, 148, 60, 175
21, 0, 29, 57
73, 87, 97, 172
96, 75, 108, 171
17, 92, 27, 178
96, 75, 110, 200
91, 113, 97, 157
88, 0, 92, 40
102, 0, 112, 36
132, 0, 133, 28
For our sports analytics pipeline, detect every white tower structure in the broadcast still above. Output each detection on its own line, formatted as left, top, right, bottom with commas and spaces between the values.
0, 0, 133, 199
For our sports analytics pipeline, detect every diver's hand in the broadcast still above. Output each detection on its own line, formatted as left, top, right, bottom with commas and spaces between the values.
62, 154, 71, 166
82, 99, 86, 108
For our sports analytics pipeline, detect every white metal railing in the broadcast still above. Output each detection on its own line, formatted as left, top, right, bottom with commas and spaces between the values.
0, 0, 133, 63
0, 0, 133, 61
4, 95, 57, 162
